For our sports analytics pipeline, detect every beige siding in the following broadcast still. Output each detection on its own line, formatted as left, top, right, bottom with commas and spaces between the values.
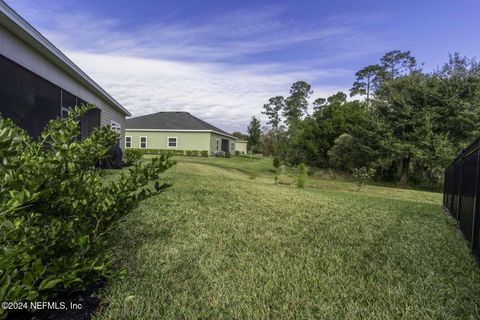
126, 130, 211, 150
125, 130, 236, 155
101, 105, 126, 148
210, 132, 236, 155
235, 141, 248, 154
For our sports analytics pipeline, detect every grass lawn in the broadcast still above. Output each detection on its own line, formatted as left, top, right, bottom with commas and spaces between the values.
96, 156, 480, 319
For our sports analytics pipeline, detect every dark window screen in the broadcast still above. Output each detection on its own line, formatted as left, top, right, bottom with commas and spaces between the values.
0, 55, 61, 138
79, 108, 101, 138
221, 139, 229, 152
62, 90, 77, 109
77, 98, 88, 107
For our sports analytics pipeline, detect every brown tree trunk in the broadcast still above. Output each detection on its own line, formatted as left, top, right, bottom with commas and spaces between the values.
399, 156, 410, 186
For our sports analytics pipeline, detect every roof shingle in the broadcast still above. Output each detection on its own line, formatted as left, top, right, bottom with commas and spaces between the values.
126, 112, 232, 137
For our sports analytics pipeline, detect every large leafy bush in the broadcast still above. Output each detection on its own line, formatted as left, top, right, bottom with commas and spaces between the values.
0, 106, 174, 318
124, 148, 143, 166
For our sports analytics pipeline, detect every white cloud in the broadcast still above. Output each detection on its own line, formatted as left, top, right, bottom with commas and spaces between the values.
5, 0, 386, 132
68, 51, 343, 131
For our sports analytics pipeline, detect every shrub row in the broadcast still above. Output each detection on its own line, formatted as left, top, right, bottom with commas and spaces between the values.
213, 151, 232, 158
0, 106, 175, 318
129, 148, 209, 157
124, 148, 143, 166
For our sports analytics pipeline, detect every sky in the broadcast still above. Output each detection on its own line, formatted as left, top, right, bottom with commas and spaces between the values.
5, 0, 480, 132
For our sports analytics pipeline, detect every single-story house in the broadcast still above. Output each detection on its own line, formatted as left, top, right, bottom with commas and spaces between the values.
234, 140, 248, 154
0, 2, 130, 146
125, 111, 237, 155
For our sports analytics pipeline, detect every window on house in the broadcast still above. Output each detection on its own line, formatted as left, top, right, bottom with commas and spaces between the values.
61, 90, 77, 109
168, 137, 177, 148
61, 107, 70, 118
216, 139, 219, 151
231, 142, 235, 151
125, 136, 132, 148
140, 136, 147, 149
111, 120, 121, 133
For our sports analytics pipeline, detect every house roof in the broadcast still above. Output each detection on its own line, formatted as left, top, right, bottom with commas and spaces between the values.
0, 2, 131, 116
126, 111, 236, 139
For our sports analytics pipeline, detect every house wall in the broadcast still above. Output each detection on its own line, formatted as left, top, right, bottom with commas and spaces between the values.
126, 130, 236, 155
0, 25, 127, 147
210, 132, 236, 155
125, 130, 212, 151
235, 141, 248, 154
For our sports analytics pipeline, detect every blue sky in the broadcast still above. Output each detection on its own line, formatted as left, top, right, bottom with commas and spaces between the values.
5, 0, 480, 132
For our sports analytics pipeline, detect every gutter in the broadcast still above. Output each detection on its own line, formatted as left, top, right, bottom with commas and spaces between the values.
126, 128, 238, 140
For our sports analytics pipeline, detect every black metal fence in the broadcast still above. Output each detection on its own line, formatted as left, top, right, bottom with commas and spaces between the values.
444, 138, 480, 256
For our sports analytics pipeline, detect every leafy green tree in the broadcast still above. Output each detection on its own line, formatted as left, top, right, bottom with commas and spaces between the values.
262, 96, 286, 155
308, 98, 368, 166
262, 96, 284, 130
284, 81, 312, 127
231, 131, 249, 140
350, 64, 385, 105
328, 133, 355, 171
431, 53, 480, 146
327, 92, 347, 105
261, 128, 287, 157
375, 72, 427, 185
313, 97, 327, 112
247, 116, 262, 153
380, 50, 417, 79
255, 51, 480, 188
285, 116, 321, 165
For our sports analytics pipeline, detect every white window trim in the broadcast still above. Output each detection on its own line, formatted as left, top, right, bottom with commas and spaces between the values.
61, 107, 71, 118
125, 136, 132, 148
167, 136, 178, 148
111, 120, 121, 132
139, 136, 147, 149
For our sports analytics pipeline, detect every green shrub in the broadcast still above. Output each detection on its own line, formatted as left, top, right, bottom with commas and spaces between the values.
249, 170, 258, 179
200, 150, 209, 157
124, 148, 143, 166
0, 105, 175, 318
174, 150, 185, 156
186, 150, 202, 157
273, 157, 281, 168
297, 163, 308, 188
352, 167, 376, 190
225, 152, 231, 158
235, 150, 240, 156
238, 154, 262, 160
274, 172, 279, 185
129, 148, 181, 157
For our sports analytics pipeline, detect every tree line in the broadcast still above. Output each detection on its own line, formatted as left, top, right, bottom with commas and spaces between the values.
242, 51, 480, 187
